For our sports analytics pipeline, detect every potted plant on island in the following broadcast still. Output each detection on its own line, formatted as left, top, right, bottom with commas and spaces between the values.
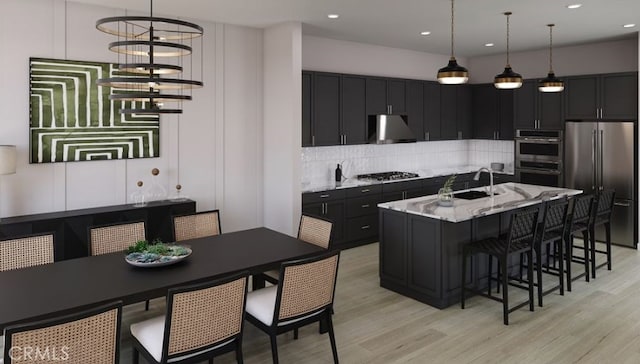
437, 175, 457, 207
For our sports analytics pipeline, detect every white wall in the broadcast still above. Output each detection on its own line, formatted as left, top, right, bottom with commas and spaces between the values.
0, 0, 264, 234
469, 38, 638, 83
263, 22, 302, 236
303, 35, 465, 81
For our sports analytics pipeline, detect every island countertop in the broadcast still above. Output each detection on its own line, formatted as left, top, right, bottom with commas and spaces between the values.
377, 182, 582, 223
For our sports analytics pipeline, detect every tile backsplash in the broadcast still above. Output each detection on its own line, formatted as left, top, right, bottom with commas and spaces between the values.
302, 140, 514, 184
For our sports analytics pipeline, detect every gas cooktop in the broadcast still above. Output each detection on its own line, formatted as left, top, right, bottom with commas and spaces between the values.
356, 171, 419, 181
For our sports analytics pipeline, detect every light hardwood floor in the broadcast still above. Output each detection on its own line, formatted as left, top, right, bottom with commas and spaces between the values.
118, 241, 640, 364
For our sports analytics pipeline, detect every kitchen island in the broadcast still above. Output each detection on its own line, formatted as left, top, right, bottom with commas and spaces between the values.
377, 182, 581, 308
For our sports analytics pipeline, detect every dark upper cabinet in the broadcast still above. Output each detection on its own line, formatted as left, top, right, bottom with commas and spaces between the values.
472, 84, 499, 139
311, 72, 341, 146
424, 81, 441, 141
565, 72, 638, 120
341, 75, 368, 145
302, 72, 313, 147
441, 85, 471, 140
406, 81, 425, 141
366, 77, 406, 115
514, 79, 563, 130
457, 85, 472, 139
498, 90, 515, 139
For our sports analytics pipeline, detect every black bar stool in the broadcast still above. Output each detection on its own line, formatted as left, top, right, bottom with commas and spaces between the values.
565, 194, 595, 291
590, 190, 616, 278
461, 206, 540, 325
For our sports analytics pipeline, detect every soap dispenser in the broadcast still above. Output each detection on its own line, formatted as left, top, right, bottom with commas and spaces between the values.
335, 163, 342, 182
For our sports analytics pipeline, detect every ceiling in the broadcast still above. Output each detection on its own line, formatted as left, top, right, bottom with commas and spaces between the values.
72, 0, 640, 57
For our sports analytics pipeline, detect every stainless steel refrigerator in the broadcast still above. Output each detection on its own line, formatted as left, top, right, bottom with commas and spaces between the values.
565, 121, 637, 248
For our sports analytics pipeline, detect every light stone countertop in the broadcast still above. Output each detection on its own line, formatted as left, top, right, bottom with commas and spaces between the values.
377, 182, 582, 223
301, 165, 514, 193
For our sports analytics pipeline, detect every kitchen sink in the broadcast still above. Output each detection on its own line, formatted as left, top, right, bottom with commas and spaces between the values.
454, 190, 499, 200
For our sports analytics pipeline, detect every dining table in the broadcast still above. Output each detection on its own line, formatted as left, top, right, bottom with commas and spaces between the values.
0, 227, 324, 331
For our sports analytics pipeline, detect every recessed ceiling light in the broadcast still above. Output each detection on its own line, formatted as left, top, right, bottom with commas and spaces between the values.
566, 4, 582, 9
327, 14, 339, 19
420, 31, 431, 36
623, 23, 636, 28
485, 43, 494, 47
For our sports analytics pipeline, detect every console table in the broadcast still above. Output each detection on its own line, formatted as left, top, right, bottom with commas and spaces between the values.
0, 199, 195, 261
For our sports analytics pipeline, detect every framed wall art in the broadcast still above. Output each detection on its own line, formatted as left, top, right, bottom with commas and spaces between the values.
29, 58, 160, 163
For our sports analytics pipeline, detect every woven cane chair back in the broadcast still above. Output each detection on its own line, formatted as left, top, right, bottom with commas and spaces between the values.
277, 252, 339, 323
165, 274, 247, 358
4, 302, 122, 364
0, 233, 54, 272
173, 211, 220, 242
298, 215, 332, 249
89, 221, 146, 256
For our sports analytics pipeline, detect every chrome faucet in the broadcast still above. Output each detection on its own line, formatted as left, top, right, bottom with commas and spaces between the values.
473, 167, 494, 197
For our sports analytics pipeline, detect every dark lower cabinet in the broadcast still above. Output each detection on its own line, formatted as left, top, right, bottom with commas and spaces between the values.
379, 208, 504, 309
302, 200, 345, 245
0, 200, 196, 261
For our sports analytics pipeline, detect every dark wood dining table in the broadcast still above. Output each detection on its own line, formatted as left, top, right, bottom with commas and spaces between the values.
0, 227, 324, 331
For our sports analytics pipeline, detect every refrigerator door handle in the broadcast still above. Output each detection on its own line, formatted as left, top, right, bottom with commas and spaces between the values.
599, 129, 604, 191
591, 129, 597, 191
614, 201, 631, 207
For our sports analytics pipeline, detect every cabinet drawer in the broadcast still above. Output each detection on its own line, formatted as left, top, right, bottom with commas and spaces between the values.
345, 184, 382, 198
346, 215, 378, 241
382, 179, 423, 193
302, 189, 346, 204
346, 195, 382, 218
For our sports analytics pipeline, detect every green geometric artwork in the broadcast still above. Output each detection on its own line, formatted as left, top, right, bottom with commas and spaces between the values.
29, 57, 160, 163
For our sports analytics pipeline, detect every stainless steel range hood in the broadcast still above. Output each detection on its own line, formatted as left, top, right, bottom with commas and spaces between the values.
368, 114, 416, 144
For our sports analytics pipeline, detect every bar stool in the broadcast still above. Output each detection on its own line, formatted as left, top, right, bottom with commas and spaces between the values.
461, 206, 540, 325
534, 198, 570, 307
590, 190, 616, 278
565, 194, 595, 291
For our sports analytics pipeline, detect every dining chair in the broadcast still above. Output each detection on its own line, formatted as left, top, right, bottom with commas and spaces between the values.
589, 189, 615, 279
88, 220, 148, 309
130, 271, 249, 364
0, 232, 55, 272
245, 250, 340, 364
461, 206, 540, 325
172, 210, 221, 242
2, 301, 122, 364
88, 220, 146, 256
259, 214, 334, 288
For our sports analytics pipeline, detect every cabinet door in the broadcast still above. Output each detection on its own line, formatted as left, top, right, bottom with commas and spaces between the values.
472, 84, 498, 139
312, 73, 341, 146
457, 85, 472, 139
513, 80, 537, 130
325, 200, 345, 245
600, 73, 638, 120
538, 88, 564, 130
498, 89, 515, 139
387, 79, 406, 113
341, 75, 368, 145
407, 216, 441, 297
424, 81, 441, 141
406, 81, 425, 141
366, 77, 387, 115
565, 75, 598, 120
379, 210, 407, 285
440, 85, 458, 140
302, 72, 313, 146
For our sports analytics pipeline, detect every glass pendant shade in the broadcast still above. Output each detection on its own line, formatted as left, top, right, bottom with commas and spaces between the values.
494, 12, 522, 89
437, 0, 468, 84
437, 57, 469, 84
539, 24, 564, 92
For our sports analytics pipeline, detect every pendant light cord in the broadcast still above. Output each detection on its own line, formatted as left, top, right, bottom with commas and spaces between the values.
548, 24, 554, 73
505, 12, 511, 67
450, 0, 455, 59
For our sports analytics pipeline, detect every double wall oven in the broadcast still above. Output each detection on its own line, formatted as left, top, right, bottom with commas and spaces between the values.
515, 129, 563, 187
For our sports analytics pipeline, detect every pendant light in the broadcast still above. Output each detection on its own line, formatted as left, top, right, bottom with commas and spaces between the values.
539, 24, 564, 92
494, 12, 522, 89
437, 0, 468, 84
96, 0, 204, 115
